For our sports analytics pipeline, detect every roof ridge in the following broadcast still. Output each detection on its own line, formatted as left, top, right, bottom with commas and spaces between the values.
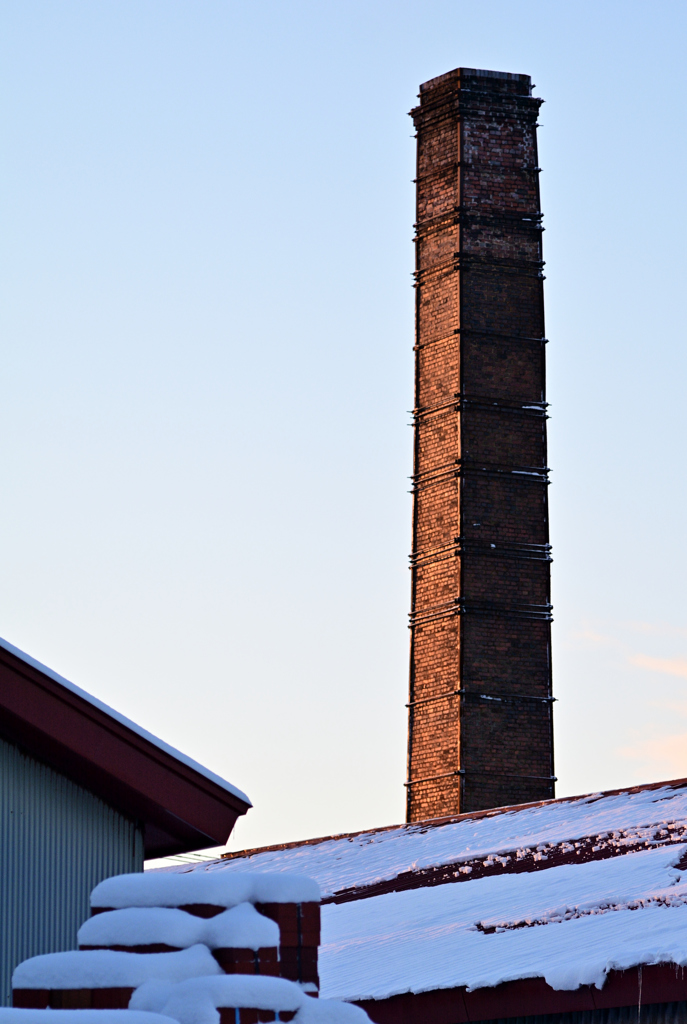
222, 778, 687, 863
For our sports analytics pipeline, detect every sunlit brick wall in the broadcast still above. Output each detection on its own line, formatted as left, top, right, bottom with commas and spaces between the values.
407, 68, 554, 820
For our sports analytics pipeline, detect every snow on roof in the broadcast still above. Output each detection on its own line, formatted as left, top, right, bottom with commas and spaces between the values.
0, 636, 250, 807
168, 782, 687, 899
150, 780, 687, 1002
131, 975, 370, 1024
12, 945, 222, 990
92, 872, 320, 910
0, 1013, 178, 1024
319, 842, 687, 1001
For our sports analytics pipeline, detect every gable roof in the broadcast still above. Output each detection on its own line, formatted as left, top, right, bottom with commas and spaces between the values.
0, 637, 251, 858
202, 778, 687, 898
163, 779, 687, 1017
323, 841, 687, 1003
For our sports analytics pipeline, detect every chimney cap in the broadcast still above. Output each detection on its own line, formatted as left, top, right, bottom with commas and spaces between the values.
419, 66, 533, 96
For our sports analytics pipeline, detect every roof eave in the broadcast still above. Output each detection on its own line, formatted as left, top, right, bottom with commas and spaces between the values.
0, 644, 251, 857
355, 962, 687, 1023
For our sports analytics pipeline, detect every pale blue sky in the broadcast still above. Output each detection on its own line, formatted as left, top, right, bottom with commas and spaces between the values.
2, 1, 687, 856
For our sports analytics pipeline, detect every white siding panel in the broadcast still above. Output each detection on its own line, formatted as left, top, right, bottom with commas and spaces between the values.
0, 737, 143, 1004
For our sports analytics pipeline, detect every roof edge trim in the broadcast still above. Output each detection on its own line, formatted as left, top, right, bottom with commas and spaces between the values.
0, 636, 251, 808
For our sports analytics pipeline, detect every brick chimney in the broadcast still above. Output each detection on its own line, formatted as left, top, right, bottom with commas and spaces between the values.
406, 67, 554, 821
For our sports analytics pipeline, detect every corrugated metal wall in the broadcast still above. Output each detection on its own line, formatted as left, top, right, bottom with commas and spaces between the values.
0, 736, 144, 1005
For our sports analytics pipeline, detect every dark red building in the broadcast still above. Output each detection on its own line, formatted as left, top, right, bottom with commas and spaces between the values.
0, 635, 251, 1004
200, 778, 687, 1024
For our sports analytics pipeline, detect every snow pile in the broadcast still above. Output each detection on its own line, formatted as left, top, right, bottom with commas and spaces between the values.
132, 976, 301, 1016
11, 866, 336, 1024
295, 1000, 368, 1024
174, 785, 687, 898
0, 1013, 178, 1024
203, 904, 280, 950
12, 946, 222, 990
92, 873, 320, 911
131, 975, 369, 1024
78, 905, 279, 952
319, 843, 687, 1001
79, 909, 206, 950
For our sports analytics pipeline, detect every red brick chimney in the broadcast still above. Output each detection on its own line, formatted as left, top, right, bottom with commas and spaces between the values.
406, 68, 554, 820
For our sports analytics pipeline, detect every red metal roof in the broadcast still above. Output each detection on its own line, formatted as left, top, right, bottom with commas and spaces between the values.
0, 638, 251, 857
175, 780, 687, 1020
356, 964, 687, 1024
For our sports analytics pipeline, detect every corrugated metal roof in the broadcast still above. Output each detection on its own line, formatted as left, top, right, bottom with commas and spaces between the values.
0, 636, 250, 806
164, 780, 687, 900
157, 780, 687, 1005
0, 639, 250, 856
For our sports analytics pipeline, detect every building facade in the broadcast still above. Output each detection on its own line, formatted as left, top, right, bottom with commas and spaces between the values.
214, 778, 687, 1024
0, 737, 143, 1004
407, 67, 554, 820
0, 636, 251, 1004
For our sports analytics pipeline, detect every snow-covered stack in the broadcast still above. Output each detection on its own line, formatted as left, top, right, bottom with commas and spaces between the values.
11, 871, 341, 1022
78, 905, 281, 977
4, 976, 370, 1024
12, 945, 224, 1009
129, 974, 365, 1024
89, 873, 321, 990
0, 1012, 180, 1024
